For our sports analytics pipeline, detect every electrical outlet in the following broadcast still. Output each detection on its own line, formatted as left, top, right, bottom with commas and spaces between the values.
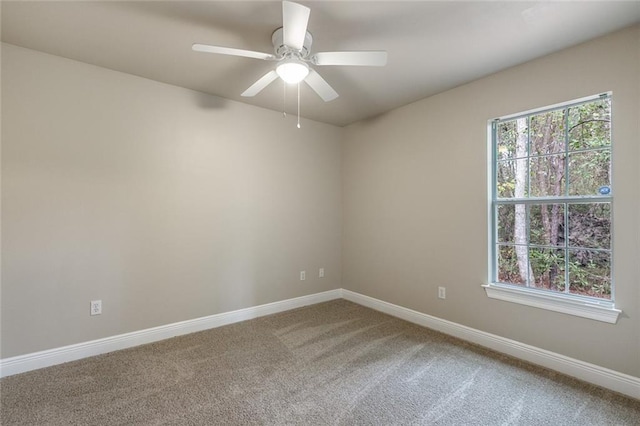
300, 271, 306, 281
319, 268, 325, 278
90, 300, 102, 316
438, 287, 446, 299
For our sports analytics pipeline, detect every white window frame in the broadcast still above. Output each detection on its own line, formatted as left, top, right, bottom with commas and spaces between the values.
483, 93, 621, 324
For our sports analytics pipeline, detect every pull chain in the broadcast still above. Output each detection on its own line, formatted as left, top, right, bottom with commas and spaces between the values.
297, 82, 301, 129
283, 81, 287, 118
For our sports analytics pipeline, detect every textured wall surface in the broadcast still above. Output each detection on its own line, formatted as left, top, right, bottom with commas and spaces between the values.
1, 44, 343, 358
342, 26, 640, 376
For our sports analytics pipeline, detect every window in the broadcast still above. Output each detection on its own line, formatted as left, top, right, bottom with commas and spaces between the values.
484, 94, 621, 323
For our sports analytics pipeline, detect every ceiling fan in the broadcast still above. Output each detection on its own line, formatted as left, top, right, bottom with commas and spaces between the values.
192, 1, 387, 103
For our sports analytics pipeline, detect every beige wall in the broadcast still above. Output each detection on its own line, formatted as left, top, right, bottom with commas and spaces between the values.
3, 25, 639, 378
1, 44, 342, 358
342, 25, 640, 376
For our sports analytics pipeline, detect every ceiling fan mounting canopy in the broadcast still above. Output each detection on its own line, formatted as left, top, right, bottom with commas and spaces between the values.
192, 1, 387, 102
272, 27, 313, 59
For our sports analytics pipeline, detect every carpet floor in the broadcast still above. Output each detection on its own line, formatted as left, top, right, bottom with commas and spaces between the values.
1, 299, 639, 425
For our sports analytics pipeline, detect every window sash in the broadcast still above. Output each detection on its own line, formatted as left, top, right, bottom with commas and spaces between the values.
491, 202, 613, 298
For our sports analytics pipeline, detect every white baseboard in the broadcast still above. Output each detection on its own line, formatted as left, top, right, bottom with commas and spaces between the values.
341, 289, 640, 400
2, 288, 638, 401
0, 289, 342, 378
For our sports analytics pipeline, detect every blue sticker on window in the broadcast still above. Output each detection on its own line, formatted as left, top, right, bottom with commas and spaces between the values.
598, 186, 611, 195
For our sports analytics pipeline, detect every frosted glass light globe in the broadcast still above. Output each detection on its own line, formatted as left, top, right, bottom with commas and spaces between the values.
276, 60, 309, 84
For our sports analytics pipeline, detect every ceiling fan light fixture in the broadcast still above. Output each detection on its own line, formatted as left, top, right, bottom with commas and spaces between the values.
276, 59, 309, 84
193, 1, 386, 106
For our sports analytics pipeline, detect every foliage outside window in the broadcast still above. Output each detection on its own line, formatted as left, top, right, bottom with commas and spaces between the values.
492, 94, 612, 301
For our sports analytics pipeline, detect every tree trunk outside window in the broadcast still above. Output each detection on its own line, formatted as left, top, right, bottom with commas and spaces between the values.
514, 117, 532, 284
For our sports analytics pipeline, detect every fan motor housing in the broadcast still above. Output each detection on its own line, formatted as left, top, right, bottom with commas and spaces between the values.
271, 27, 313, 58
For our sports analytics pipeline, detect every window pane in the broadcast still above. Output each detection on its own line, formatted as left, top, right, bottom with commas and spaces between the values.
497, 205, 515, 243
568, 203, 611, 249
529, 155, 565, 197
497, 159, 528, 198
568, 99, 611, 151
529, 204, 565, 247
568, 150, 610, 196
530, 109, 566, 156
496, 120, 518, 159
568, 249, 611, 299
497, 245, 527, 286
529, 248, 565, 292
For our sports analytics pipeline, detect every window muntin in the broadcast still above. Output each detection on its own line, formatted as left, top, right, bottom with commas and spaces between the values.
492, 94, 612, 301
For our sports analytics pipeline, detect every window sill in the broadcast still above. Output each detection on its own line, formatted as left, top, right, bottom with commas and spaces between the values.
482, 283, 621, 324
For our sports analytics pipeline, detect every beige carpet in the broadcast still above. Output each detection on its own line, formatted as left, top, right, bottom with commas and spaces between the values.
1, 299, 639, 425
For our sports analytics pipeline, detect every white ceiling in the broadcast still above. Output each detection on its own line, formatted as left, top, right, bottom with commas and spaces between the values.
2, 1, 639, 127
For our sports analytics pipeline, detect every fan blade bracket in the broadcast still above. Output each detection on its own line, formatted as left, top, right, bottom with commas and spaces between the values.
312, 51, 388, 67
282, 1, 311, 51
192, 44, 276, 61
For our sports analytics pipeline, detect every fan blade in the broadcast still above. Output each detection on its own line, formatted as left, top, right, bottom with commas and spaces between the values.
192, 44, 275, 61
282, 1, 310, 50
313, 51, 387, 67
304, 69, 338, 102
241, 70, 279, 97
